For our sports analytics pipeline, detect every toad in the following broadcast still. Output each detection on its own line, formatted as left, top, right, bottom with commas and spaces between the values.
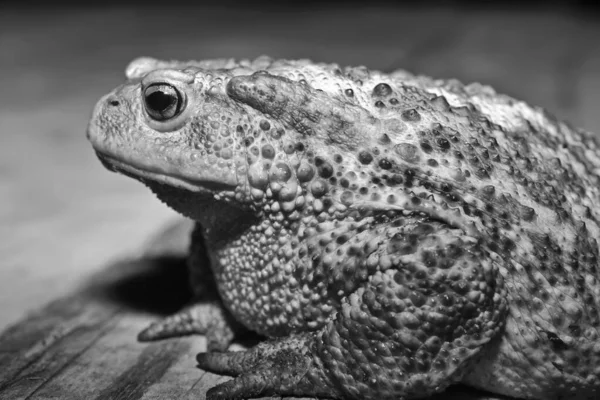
87, 56, 600, 400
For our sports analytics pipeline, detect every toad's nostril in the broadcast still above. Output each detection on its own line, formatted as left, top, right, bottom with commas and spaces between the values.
108, 97, 120, 106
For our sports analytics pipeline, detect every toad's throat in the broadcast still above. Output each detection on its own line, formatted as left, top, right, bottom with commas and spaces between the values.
95, 151, 237, 193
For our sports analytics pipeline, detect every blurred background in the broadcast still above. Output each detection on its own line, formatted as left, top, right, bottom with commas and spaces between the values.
1, 0, 599, 330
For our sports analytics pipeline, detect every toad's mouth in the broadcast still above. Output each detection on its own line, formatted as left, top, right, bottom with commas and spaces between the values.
95, 151, 237, 193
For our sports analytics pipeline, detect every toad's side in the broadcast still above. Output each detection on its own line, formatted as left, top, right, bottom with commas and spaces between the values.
87, 56, 600, 400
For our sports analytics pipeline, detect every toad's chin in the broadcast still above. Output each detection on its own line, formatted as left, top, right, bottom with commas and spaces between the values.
144, 176, 258, 234
95, 151, 237, 195
95, 152, 252, 226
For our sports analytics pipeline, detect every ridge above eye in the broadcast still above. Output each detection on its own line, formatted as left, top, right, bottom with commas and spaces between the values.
143, 83, 184, 121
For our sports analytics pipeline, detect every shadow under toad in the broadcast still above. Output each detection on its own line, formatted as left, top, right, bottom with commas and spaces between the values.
86, 218, 195, 316
92, 254, 193, 316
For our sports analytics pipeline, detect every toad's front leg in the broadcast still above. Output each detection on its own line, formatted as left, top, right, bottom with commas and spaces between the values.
138, 225, 241, 352
138, 300, 238, 352
197, 221, 508, 399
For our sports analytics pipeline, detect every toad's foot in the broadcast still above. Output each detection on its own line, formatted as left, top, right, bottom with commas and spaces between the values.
196, 333, 339, 400
138, 301, 238, 352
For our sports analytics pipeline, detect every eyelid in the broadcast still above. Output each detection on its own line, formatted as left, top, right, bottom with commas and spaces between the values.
141, 69, 195, 87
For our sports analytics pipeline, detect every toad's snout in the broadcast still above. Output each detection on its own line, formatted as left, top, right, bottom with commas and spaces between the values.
86, 92, 121, 143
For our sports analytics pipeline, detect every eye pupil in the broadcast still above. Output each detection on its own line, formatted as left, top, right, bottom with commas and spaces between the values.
143, 83, 184, 121
146, 90, 175, 112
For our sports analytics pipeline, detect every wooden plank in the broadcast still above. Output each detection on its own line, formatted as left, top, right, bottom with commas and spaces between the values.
25, 312, 150, 400
93, 337, 192, 400
0, 296, 120, 394
137, 338, 207, 400
0, 301, 119, 400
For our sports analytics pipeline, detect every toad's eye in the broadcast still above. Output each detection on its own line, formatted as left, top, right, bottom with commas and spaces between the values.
143, 83, 184, 121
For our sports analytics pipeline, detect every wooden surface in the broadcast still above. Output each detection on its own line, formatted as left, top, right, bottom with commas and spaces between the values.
0, 220, 234, 400
1, 3, 599, 399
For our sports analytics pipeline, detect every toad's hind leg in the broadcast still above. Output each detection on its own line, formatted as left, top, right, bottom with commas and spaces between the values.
197, 333, 340, 400
197, 228, 508, 399
315, 259, 507, 399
